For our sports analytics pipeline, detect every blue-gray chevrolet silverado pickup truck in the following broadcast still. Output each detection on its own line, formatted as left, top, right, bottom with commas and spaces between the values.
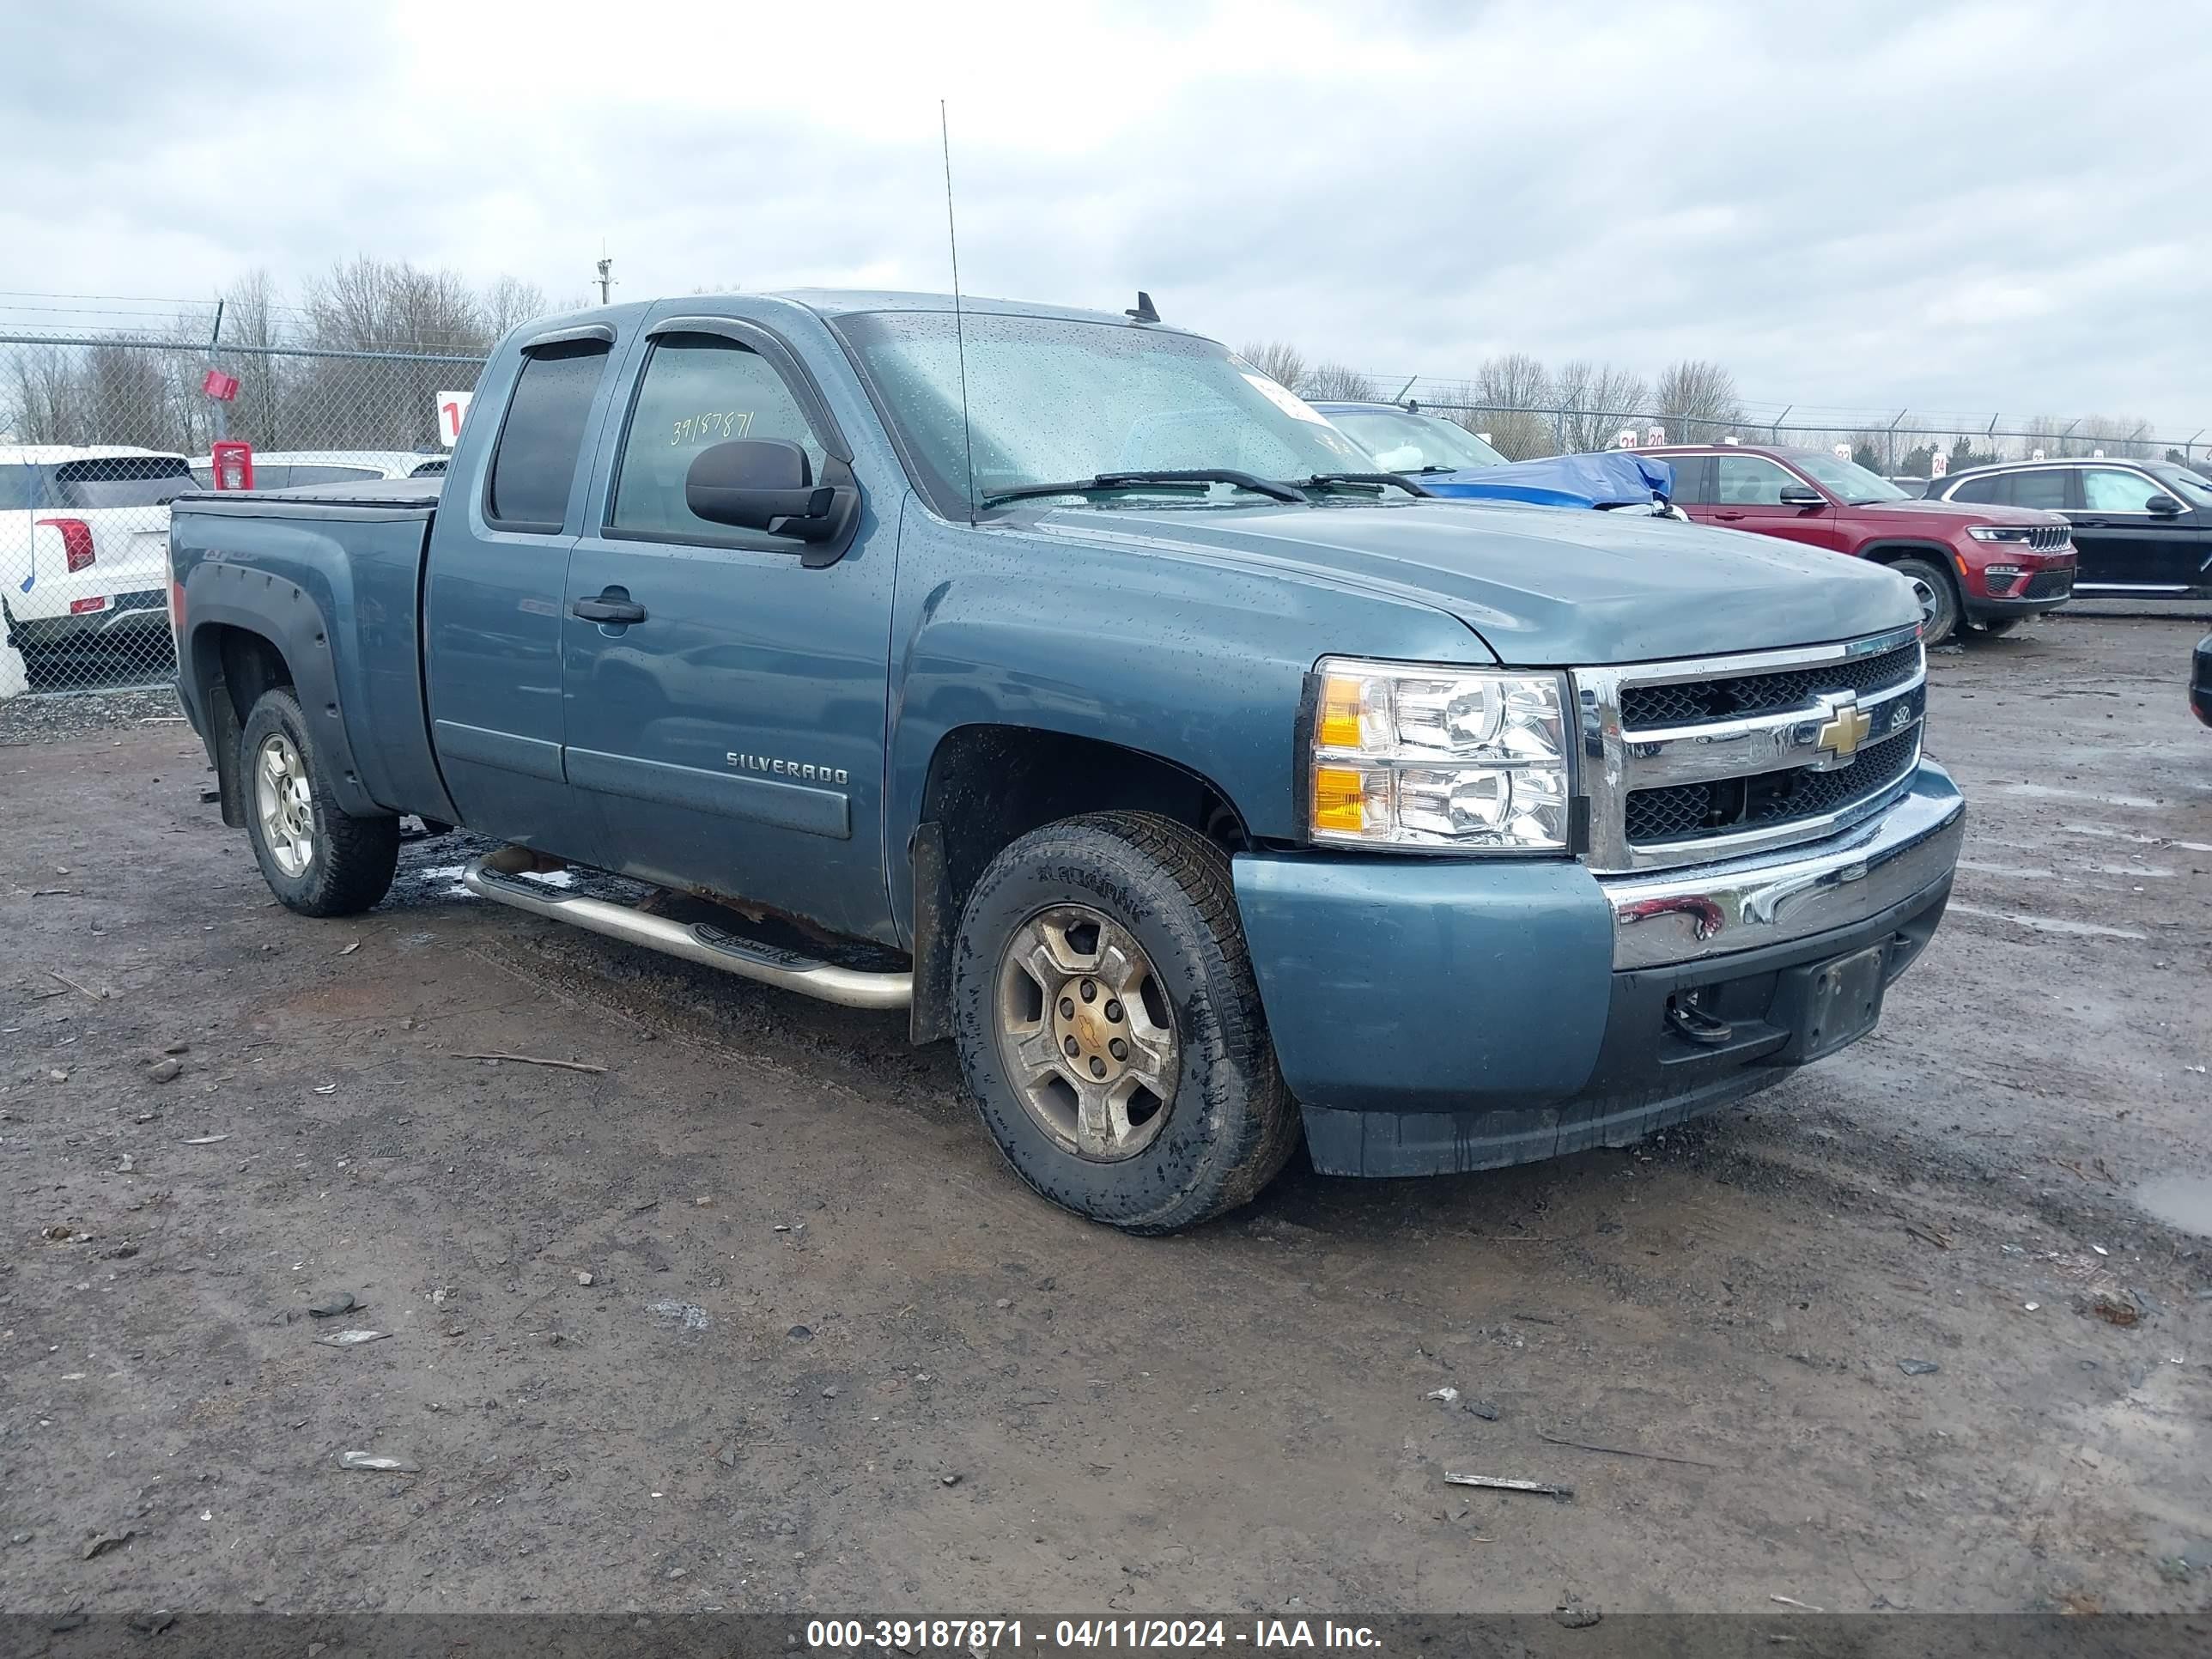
169, 290, 1965, 1233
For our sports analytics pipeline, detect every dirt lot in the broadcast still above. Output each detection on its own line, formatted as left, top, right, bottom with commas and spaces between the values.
3, 611, 2209, 1620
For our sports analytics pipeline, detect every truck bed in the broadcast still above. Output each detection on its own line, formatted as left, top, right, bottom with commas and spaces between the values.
174, 477, 443, 519
170, 477, 455, 827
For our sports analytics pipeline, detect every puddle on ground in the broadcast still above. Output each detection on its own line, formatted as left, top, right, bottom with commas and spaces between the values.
2134, 1174, 2212, 1238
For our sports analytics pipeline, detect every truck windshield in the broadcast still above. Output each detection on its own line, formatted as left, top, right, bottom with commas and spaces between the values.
1324, 408, 1506, 473
1788, 451, 1910, 505
836, 310, 1373, 514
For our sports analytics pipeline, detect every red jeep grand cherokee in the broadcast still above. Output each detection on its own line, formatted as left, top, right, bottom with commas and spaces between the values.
1647, 445, 2075, 644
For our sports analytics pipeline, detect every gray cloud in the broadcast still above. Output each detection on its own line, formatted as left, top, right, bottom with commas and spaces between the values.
4, 0, 2208, 429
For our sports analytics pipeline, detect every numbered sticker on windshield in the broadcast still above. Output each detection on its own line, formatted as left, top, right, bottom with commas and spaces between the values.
1241, 373, 1333, 426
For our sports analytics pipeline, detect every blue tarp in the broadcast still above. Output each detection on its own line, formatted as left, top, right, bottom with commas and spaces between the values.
1419, 450, 1675, 511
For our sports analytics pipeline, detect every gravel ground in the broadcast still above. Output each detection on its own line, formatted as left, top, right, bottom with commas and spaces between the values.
1, 610, 2208, 1620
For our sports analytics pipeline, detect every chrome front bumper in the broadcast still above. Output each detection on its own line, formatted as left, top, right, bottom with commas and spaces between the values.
1600, 760, 1964, 970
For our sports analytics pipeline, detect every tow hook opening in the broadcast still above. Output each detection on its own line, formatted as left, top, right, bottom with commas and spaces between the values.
1666, 990, 1733, 1048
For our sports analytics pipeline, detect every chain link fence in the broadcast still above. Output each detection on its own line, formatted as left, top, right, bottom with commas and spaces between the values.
3, 330, 487, 697
8, 321, 2205, 702
1370, 392, 2205, 474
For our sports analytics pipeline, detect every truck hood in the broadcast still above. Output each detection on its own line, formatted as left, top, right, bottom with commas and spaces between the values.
1019, 500, 1918, 665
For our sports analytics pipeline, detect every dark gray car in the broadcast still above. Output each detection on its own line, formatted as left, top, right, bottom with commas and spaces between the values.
1928, 458, 2212, 599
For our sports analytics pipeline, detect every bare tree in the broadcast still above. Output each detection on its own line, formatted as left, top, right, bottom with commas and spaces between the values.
1469, 352, 1555, 459
1238, 339, 1307, 392
295, 258, 493, 449
3, 344, 76, 445
305, 256, 489, 354
1301, 362, 1376, 402
220, 269, 291, 448
1553, 360, 1649, 453
483, 276, 551, 342
1653, 360, 1743, 443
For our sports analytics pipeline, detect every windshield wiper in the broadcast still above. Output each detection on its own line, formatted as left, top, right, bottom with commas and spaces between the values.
1296, 472, 1437, 498
980, 469, 1309, 509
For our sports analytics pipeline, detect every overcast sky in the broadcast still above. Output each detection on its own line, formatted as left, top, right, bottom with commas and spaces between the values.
6, 0, 2209, 429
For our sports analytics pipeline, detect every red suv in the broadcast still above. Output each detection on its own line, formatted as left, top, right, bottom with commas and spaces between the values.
1647, 445, 2075, 643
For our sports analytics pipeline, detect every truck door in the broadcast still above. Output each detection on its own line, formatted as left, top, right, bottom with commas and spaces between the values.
559, 313, 896, 944
423, 325, 625, 854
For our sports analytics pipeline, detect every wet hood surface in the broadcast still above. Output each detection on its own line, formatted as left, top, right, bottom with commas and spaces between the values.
1018, 498, 1917, 665
1847, 495, 2063, 526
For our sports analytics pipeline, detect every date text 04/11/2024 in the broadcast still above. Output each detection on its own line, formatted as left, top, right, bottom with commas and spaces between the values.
803, 1620, 1384, 1650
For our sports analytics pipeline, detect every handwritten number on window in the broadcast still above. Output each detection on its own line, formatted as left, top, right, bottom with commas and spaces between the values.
670, 409, 755, 447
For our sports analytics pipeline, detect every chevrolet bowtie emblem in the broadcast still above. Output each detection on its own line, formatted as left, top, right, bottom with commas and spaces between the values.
1815, 693, 1874, 763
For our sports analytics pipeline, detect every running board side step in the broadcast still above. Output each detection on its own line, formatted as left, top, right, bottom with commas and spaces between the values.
462, 846, 911, 1012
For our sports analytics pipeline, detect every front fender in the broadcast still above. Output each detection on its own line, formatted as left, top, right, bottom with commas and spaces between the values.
882, 503, 1484, 938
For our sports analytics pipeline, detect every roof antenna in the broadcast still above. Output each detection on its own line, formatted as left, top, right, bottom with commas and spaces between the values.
940, 100, 977, 526
1125, 290, 1160, 324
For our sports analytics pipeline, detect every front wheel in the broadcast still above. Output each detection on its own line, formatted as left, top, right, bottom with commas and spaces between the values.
951, 811, 1299, 1234
1889, 556, 1960, 646
240, 687, 399, 916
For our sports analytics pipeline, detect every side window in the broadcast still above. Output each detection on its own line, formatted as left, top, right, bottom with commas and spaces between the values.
1713, 455, 1796, 505
609, 333, 827, 544
1662, 455, 1711, 505
2008, 469, 2070, 510
487, 338, 612, 532
2080, 468, 2156, 512
1947, 473, 2006, 505
0, 463, 46, 507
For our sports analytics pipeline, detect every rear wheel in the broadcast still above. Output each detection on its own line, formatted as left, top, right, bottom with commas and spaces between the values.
1889, 556, 1960, 646
240, 687, 399, 917
951, 811, 1299, 1234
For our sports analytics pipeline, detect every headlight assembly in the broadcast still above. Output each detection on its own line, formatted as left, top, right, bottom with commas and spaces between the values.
1308, 658, 1571, 852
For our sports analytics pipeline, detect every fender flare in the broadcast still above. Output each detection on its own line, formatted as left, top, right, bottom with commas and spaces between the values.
183, 562, 380, 818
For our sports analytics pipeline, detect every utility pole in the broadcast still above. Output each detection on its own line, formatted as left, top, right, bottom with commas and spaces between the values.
207, 299, 227, 443
595, 254, 615, 307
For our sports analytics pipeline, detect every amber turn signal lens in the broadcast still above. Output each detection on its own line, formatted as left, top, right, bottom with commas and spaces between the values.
1317, 675, 1366, 751
1312, 764, 1370, 833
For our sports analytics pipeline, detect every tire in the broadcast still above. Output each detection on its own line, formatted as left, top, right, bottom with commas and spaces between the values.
951, 811, 1299, 1234
1888, 556, 1960, 646
1975, 617, 2023, 638
239, 686, 399, 917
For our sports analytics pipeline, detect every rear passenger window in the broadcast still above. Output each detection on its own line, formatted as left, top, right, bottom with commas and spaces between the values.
609, 333, 826, 545
1947, 474, 2005, 505
487, 339, 611, 531
2009, 470, 2069, 510
1662, 455, 1711, 505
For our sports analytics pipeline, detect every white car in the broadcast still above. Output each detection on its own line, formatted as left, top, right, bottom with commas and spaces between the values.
186, 448, 448, 490
2, 445, 194, 653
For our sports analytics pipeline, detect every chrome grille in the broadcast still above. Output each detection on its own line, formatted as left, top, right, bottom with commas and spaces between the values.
2029, 525, 2069, 551
1625, 726, 1922, 847
1575, 626, 1928, 874
1618, 640, 1919, 728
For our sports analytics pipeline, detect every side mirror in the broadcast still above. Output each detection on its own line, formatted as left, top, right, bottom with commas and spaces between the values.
2145, 493, 2185, 516
685, 439, 856, 545
1777, 484, 1826, 507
